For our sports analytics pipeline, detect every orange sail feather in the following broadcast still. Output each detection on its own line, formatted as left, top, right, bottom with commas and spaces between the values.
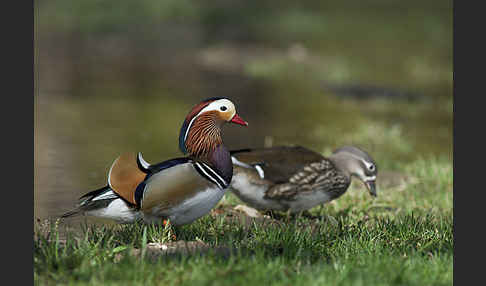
108, 153, 147, 205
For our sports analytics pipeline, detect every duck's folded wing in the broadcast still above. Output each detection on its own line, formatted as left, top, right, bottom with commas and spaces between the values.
108, 152, 148, 205
108, 153, 199, 209
230, 146, 325, 184
139, 161, 214, 211
264, 159, 350, 200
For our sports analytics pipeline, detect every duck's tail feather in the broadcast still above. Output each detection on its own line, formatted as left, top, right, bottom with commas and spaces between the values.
60, 209, 82, 219
61, 186, 116, 218
61, 186, 140, 223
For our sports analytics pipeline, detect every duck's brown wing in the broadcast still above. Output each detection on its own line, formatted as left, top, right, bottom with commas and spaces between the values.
264, 159, 350, 200
108, 152, 147, 205
108, 152, 203, 209
230, 146, 325, 184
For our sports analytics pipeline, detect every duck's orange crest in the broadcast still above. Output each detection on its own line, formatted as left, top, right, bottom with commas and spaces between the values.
185, 101, 212, 123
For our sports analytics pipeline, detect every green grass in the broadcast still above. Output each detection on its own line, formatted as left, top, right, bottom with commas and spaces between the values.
34, 157, 453, 285
34, 214, 453, 285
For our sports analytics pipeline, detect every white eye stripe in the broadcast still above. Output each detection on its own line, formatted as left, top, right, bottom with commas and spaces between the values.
201, 99, 235, 114
362, 160, 374, 170
343, 152, 375, 170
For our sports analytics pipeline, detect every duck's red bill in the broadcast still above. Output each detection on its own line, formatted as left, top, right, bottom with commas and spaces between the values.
230, 114, 248, 126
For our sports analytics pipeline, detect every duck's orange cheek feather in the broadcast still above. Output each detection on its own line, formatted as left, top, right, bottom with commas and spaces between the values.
216, 110, 232, 122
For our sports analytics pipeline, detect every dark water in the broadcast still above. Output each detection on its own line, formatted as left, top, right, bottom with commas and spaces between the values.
34, 0, 452, 223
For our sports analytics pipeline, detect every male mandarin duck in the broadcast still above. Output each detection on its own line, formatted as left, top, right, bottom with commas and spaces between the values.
62, 97, 248, 226
229, 145, 377, 213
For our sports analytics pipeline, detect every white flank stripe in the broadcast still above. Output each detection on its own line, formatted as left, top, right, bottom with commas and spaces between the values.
200, 162, 228, 187
231, 156, 265, 179
231, 156, 253, 168
254, 165, 265, 179
195, 162, 224, 189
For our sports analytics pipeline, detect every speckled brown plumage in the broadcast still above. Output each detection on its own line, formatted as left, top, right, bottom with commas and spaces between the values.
230, 146, 325, 184
229, 145, 377, 213
264, 159, 350, 200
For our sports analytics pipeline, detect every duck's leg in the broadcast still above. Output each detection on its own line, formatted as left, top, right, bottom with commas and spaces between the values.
313, 204, 338, 226
284, 209, 294, 222
160, 219, 177, 241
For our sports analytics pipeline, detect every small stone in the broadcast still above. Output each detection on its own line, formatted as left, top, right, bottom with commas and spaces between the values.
234, 205, 262, 218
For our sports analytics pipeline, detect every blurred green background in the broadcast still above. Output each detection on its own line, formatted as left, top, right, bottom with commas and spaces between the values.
34, 0, 452, 220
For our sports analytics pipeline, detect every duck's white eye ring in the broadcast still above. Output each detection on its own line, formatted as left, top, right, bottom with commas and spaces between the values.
368, 164, 375, 171
220, 106, 227, 111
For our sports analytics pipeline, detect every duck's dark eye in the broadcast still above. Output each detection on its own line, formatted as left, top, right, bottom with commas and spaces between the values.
220, 106, 227, 111
368, 164, 375, 171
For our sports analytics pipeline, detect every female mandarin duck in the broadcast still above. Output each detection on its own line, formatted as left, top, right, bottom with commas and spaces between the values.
62, 97, 248, 225
229, 145, 377, 213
